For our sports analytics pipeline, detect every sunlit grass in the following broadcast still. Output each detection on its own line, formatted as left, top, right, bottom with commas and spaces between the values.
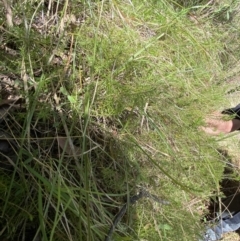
0, 0, 240, 240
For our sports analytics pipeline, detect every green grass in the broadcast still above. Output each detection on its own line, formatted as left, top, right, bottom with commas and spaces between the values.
0, 0, 240, 240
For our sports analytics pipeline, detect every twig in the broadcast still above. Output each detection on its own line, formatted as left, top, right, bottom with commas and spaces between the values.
140, 102, 149, 132
21, 59, 29, 109
2, 0, 13, 27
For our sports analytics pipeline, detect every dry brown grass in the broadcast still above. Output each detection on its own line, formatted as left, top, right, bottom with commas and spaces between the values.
222, 232, 240, 241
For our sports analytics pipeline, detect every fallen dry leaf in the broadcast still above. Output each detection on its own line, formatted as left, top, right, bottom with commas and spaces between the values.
57, 136, 81, 156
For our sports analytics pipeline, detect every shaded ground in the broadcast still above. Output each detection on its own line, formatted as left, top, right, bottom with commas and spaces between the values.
213, 78, 240, 241
195, 76, 240, 240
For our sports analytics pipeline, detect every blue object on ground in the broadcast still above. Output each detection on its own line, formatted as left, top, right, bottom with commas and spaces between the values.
200, 211, 240, 241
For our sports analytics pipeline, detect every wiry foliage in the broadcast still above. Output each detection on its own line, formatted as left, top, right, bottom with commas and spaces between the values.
0, 0, 240, 241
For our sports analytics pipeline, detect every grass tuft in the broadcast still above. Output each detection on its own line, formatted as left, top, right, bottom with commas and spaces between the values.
0, 0, 240, 240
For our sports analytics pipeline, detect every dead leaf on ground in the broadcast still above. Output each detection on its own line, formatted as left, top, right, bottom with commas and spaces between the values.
57, 136, 81, 156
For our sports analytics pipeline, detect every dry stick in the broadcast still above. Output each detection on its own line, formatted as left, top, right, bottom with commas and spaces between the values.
2, 0, 13, 27
140, 102, 149, 133
46, 0, 52, 17
21, 59, 31, 149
